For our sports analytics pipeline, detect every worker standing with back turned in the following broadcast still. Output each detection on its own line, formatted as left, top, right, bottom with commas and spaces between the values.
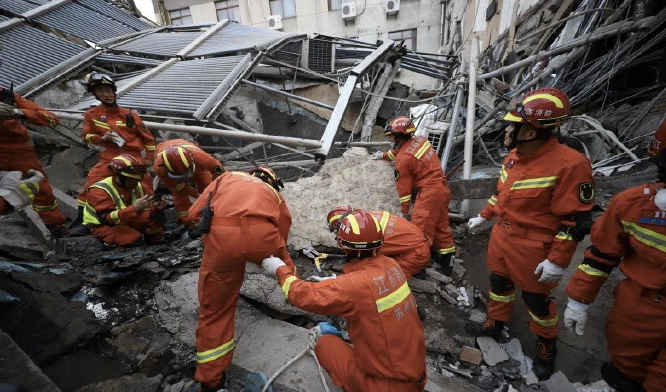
464, 87, 595, 381
564, 121, 666, 392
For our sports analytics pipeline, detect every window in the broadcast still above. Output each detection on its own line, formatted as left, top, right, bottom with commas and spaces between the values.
216, 0, 241, 22
388, 29, 417, 51
269, 0, 296, 18
329, 0, 342, 11
169, 8, 192, 26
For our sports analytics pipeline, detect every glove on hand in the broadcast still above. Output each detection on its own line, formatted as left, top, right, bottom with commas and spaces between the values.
308, 274, 337, 282
0, 170, 43, 210
314, 322, 342, 338
534, 259, 565, 283
467, 215, 488, 230
262, 256, 286, 275
563, 297, 590, 336
370, 151, 384, 160
0, 102, 14, 121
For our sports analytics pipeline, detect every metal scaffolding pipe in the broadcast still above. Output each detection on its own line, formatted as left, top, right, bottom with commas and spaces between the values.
242, 79, 334, 110
52, 112, 322, 149
462, 37, 479, 215
441, 86, 464, 172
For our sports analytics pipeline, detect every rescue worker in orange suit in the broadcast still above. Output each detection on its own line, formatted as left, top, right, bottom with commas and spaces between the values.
153, 139, 225, 228
464, 88, 595, 380
327, 205, 431, 278
188, 170, 295, 392
564, 122, 666, 392
248, 166, 291, 245
82, 154, 164, 247
381, 115, 456, 275
0, 86, 67, 232
73, 73, 155, 234
262, 209, 427, 392
0, 170, 43, 215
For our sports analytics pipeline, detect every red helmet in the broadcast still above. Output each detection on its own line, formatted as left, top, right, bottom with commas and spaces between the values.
83, 72, 116, 93
107, 154, 147, 179
249, 166, 283, 191
385, 115, 416, 137
503, 87, 570, 129
326, 205, 353, 232
336, 209, 383, 253
160, 145, 195, 179
648, 120, 666, 157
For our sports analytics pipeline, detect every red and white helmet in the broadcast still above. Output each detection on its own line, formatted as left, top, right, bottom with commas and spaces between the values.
249, 166, 284, 191
503, 87, 570, 129
648, 119, 666, 157
107, 154, 147, 179
326, 205, 353, 232
385, 115, 416, 137
83, 72, 116, 93
336, 209, 383, 253
159, 145, 195, 179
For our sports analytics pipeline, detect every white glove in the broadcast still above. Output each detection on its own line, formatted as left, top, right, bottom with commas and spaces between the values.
655, 188, 666, 211
0, 102, 15, 121
0, 170, 43, 210
534, 259, 565, 283
370, 151, 384, 160
308, 274, 337, 282
261, 256, 286, 275
563, 297, 590, 336
467, 215, 488, 229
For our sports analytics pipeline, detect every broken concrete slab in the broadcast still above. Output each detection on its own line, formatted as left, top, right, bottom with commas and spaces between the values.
426, 267, 452, 284
502, 338, 531, 375
52, 186, 79, 221
71, 374, 162, 392
476, 336, 509, 366
576, 379, 613, 392
19, 207, 52, 246
0, 328, 62, 392
408, 277, 438, 294
542, 371, 576, 392
424, 368, 485, 392
459, 345, 483, 365
242, 265, 313, 316
0, 217, 50, 260
55, 235, 104, 255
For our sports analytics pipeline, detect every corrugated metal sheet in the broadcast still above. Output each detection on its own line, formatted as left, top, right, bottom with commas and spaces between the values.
96, 53, 163, 67
0, 0, 41, 15
34, 2, 136, 43
187, 23, 290, 58
0, 14, 10, 22
77, 0, 150, 31
0, 24, 86, 88
118, 56, 246, 114
112, 31, 202, 58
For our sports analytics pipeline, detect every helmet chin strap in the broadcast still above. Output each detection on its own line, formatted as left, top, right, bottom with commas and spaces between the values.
507, 123, 540, 149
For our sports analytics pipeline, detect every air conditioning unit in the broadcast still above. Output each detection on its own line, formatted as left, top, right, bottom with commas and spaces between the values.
266, 14, 283, 30
341, 1, 357, 20
384, 0, 400, 15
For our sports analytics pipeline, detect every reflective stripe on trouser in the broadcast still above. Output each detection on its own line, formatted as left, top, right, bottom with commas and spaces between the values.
606, 279, 666, 392
0, 145, 65, 225
486, 224, 559, 339
89, 216, 162, 246
410, 184, 454, 251
314, 335, 426, 392
487, 273, 516, 323
390, 242, 432, 279
195, 220, 294, 386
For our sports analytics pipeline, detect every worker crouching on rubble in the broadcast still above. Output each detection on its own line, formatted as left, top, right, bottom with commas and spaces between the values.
327, 205, 431, 278
82, 154, 165, 247
153, 139, 225, 231
0, 170, 43, 215
0, 86, 67, 234
465, 87, 595, 381
72, 73, 156, 235
564, 122, 666, 392
262, 209, 427, 392
375, 115, 456, 275
187, 169, 295, 392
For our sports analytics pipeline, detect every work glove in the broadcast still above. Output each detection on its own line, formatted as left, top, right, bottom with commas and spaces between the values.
313, 322, 342, 338
563, 297, 590, 336
534, 259, 565, 283
307, 274, 337, 282
467, 214, 488, 230
0, 170, 43, 210
262, 256, 286, 275
0, 102, 14, 121
370, 151, 384, 160
655, 188, 666, 211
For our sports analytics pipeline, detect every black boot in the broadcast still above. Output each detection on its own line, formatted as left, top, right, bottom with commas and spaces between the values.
435, 253, 454, 277
533, 336, 557, 381
199, 371, 227, 392
67, 206, 90, 237
600, 362, 646, 392
465, 318, 504, 340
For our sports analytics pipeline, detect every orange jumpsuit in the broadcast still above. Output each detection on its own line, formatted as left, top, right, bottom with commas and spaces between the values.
79, 105, 155, 206
480, 138, 594, 338
367, 210, 431, 278
83, 177, 162, 246
566, 182, 666, 391
153, 139, 224, 226
188, 172, 294, 388
393, 136, 454, 257
0, 88, 65, 226
276, 253, 426, 392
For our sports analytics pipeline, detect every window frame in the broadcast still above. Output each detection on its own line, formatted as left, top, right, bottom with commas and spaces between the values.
388, 28, 417, 51
328, 0, 342, 11
269, 0, 297, 19
215, 0, 241, 22
169, 7, 192, 26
